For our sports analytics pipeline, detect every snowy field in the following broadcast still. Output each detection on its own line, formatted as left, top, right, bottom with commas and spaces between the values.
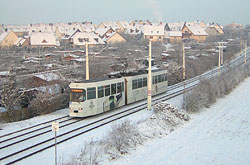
1, 77, 250, 165
106, 78, 250, 165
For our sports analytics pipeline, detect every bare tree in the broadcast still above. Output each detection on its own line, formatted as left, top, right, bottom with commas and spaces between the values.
0, 75, 25, 121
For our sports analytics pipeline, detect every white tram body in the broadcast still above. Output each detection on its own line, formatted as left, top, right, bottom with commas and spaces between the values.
69, 69, 168, 117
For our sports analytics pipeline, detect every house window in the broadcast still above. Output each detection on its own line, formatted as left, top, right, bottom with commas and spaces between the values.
151, 31, 153, 33
5, 40, 8, 43
157, 31, 159, 33
84, 38, 89, 42
78, 38, 83, 42
159, 36, 161, 39
150, 36, 153, 39
94, 38, 99, 42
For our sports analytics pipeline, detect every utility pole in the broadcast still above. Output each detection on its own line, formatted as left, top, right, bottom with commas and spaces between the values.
245, 40, 247, 64
240, 40, 242, 55
183, 42, 186, 109
147, 40, 152, 110
86, 43, 89, 80
221, 42, 223, 65
218, 42, 221, 76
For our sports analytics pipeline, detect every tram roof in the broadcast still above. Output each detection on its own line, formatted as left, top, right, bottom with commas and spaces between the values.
75, 69, 167, 83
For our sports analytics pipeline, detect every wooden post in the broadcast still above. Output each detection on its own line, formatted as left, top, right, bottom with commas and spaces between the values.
86, 43, 89, 80
218, 42, 221, 76
245, 40, 247, 64
147, 40, 152, 110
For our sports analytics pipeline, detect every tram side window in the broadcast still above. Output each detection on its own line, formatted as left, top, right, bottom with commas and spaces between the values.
87, 87, 96, 100
98, 86, 104, 98
143, 78, 147, 87
111, 83, 116, 95
138, 79, 143, 88
153, 76, 158, 84
132, 79, 138, 90
165, 74, 168, 81
122, 82, 124, 91
117, 82, 122, 93
158, 75, 162, 83
161, 74, 165, 82
105, 85, 110, 96
70, 89, 86, 102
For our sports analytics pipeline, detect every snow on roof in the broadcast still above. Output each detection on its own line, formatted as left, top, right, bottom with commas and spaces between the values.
168, 22, 185, 31
30, 32, 56, 46
0, 32, 8, 42
100, 21, 120, 31
34, 72, 61, 82
14, 38, 26, 46
169, 31, 182, 37
117, 21, 131, 29
186, 25, 208, 36
64, 53, 80, 58
95, 27, 113, 37
144, 25, 164, 36
81, 24, 95, 33
0, 71, 10, 76
72, 32, 105, 46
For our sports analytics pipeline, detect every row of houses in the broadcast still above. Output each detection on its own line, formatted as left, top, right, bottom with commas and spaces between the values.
144, 21, 224, 43
0, 20, 225, 47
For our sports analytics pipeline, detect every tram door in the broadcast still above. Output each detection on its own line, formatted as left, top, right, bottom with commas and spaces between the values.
109, 96, 115, 110
125, 78, 128, 105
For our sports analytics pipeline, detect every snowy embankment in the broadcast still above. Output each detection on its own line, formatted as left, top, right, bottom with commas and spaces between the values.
1, 78, 250, 164
106, 78, 250, 165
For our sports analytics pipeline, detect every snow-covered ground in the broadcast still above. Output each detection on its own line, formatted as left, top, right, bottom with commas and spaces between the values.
1, 77, 250, 165
106, 78, 250, 165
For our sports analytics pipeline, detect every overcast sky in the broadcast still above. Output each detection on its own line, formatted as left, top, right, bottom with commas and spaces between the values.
0, 0, 249, 25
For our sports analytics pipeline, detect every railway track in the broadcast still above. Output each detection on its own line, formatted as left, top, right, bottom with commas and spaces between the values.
0, 49, 249, 164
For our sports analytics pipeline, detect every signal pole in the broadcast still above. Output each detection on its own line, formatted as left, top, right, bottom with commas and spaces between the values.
147, 40, 152, 110
86, 42, 89, 80
245, 40, 247, 64
221, 42, 223, 65
218, 42, 221, 76
241, 40, 242, 55
183, 42, 186, 109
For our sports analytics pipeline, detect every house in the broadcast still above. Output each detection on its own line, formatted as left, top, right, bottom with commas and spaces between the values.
225, 23, 243, 29
28, 72, 62, 87
103, 32, 126, 44
98, 21, 121, 32
0, 30, 18, 47
26, 73, 64, 95
181, 24, 208, 42
167, 22, 185, 31
205, 23, 224, 36
116, 21, 131, 33
186, 20, 206, 28
168, 31, 182, 43
30, 32, 57, 47
130, 20, 152, 26
14, 38, 29, 47
143, 25, 164, 42
95, 27, 115, 38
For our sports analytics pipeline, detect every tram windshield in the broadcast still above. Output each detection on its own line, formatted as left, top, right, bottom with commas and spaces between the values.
70, 89, 86, 102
